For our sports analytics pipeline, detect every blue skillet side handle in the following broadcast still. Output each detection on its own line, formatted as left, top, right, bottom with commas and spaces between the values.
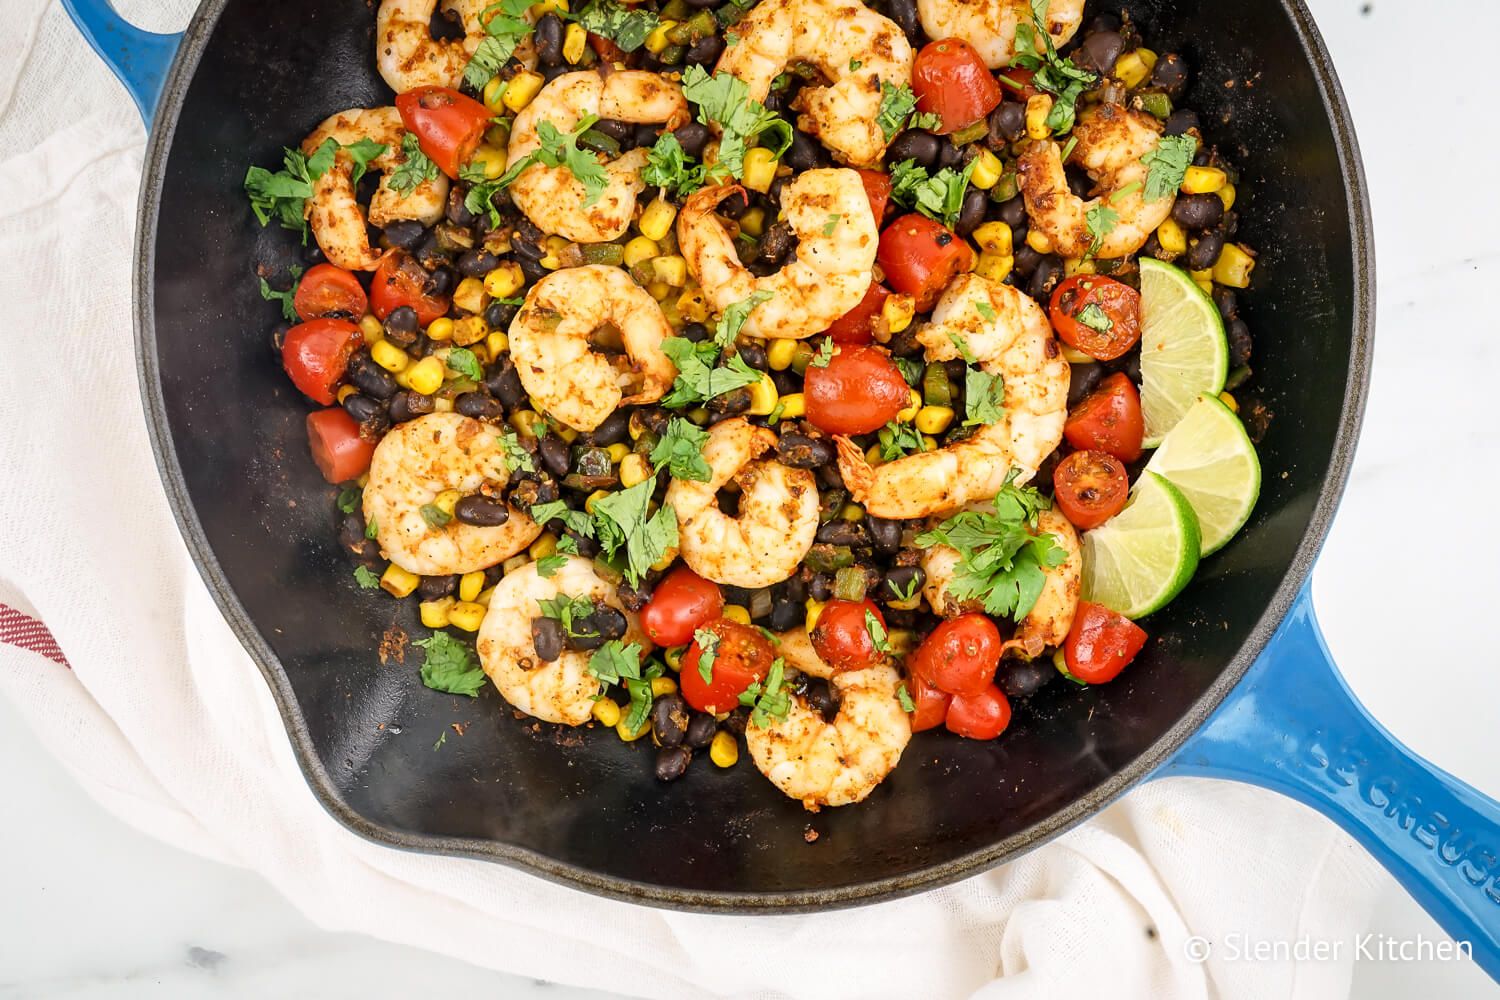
1161, 580, 1500, 980
61, 0, 183, 127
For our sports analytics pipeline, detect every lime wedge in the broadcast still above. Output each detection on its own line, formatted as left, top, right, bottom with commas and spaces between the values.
1081, 472, 1201, 618
1144, 393, 1261, 555
1138, 258, 1228, 447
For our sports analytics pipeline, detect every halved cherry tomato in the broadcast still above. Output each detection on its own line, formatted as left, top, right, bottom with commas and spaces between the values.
394, 86, 492, 179
679, 619, 776, 715
640, 567, 723, 647
945, 683, 1012, 740
856, 168, 892, 223
904, 674, 951, 732
1053, 450, 1129, 530
588, 34, 626, 63
306, 408, 376, 484
369, 250, 449, 326
282, 318, 363, 405
1065, 373, 1144, 463
912, 39, 1003, 134
1064, 602, 1148, 684
804, 345, 911, 434
293, 263, 367, 322
909, 613, 1003, 697
997, 67, 1039, 101
878, 214, 975, 312
825, 280, 891, 344
810, 599, 886, 672
1048, 275, 1142, 361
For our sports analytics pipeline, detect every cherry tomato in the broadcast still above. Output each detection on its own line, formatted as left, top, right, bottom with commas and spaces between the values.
825, 280, 891, 345
1065, 373, 1144, 463
306, 408, 375, 484
856, 168, 892, 223
1064, 602, 1148, 684
997, 67, 1039, 101
282, 318, 363, 405
588, 34, 626, 63
640, 567, 724, 647
394, 86, 492, 179
293, 263, 367, 322
908, 613, 1003, 697
804, 345, 911, 435
1048, 275, 1142, 361
912, 39, 1003, 134
369, 250, 449, 326
904, 674, 951, 732
944, 684, 1012, 740
810, 599, 886, 672
679, 619, 776, 715
1052, 450, 1130, 530
878, 214, 975, 312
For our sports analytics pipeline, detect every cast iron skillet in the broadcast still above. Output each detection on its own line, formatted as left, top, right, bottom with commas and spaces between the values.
67, 0, 1500, 977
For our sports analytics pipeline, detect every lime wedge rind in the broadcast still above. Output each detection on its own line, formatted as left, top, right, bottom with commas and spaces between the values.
1144, 393, 1261, 556
1138, 258, 1228, 448
1080, 471, 1201, 619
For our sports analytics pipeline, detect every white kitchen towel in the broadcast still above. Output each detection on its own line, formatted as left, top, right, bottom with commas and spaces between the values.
0, 2, 1387, 998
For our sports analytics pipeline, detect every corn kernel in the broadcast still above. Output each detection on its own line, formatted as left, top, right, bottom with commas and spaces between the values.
1182, 165, 1227, 195
777, 392, 806, 419
645, 19, 676, 54
742, 147, 778, 193
426, 317, 454, 342
530, 0, 567, 15
677, 289, 709, 325
1213, 243, 1255, 288
529, 532, 558, 560
915, 405, 954, 435
393, 368, 413, 389
974, 253, 1014, 283
584, 489, 612, 514
486, 331, 509, 357
1217, 182, 1237, 212
651, 676, 678, 697
767, 338, 798, 370
1026, 228, 1053, 254
358, 314, 384, 342
457, 570, 485, 603
452, 315, 488, 347
886, 629, 917, 655
968, 149, 1003, 190
617, 453, 650, 489
709, 730, 739, 768
1060, 344, 1094, 365
839, 502, 864, 523
746, 375, 778, 416
419, 597, 455, 628
881, 293, 915, 334
591, 697, 622, 727
1156, 217, 1188, 256
723, 604, 752, 625
638, 198, 678, 241
1026, 94, 1054, 139
483, 262, 525, 300
433, 490, 463, 518
380, 564, 420, 599
1064, 257, 1096, 277
371, 340, 410, 373
407, 356, 445, 395
509, 409, 544, 438
481, 76, 509, 113
503, 70, 544, 113
433, 396, 455, 412
1137, 47, 1159, 73
474, 585, 495, 608
448, 601, 486, 632
739, 206, 766, 237
470, 144, 508, 179
647, 280, 672, 302
805, 598, 825, 631
563, 22, 587, 64
554, 422, 579, 444
896, 388, 921, 423
651, 254, 688, 287
865, 443, 883, 465
1218, 391, 1239, 413
651, 547, 678, 572
664, 646, 685, 672
453, 276, 486, 314
623, 236, 659, 268
337, 383, 359, 404
617, 716, 650, 741
971, 221, 1013, 257
1113, 50, 1151, 89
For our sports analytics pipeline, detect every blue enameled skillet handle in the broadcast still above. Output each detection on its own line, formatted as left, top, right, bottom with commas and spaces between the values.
1162, 580, 1500, 978
61, 0, 183, 127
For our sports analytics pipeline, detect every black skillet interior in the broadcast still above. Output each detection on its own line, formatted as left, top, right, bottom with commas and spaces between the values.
140, 0, 1365, 906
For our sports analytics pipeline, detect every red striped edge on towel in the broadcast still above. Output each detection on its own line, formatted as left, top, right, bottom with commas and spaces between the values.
0, 604, 70, 668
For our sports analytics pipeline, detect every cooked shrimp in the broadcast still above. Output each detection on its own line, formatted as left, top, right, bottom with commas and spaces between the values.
921, 540, 982, 618
676, 169, 877, 340
507, 71, 689, 242
1018, 102, 1173, 259
477, 556, 653, 725
746, 629, 911, 810
664, 418, 819, 588
916, 0, 1084, 69
714, 0, 913, 167
836, 274, 1069, 518
375, 0, 491, 93
302, 107, 448, 271
1005, 508, 1081, 658
506, 265, 676, 432
363, 412, 541, 576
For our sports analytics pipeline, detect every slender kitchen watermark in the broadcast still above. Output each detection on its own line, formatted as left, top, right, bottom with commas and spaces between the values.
1181, 933, 1473, 964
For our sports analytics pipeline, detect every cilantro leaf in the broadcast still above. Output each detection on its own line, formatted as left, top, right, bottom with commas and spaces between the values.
1142, 134, 1199, 201
1076, 302, 1113, 334
897, 683, 916, 713
897, 356, 925, 386
243, 139, 340, 242
808, 339, 834, 369
416, 632, 488, 697
445, 347, 484, 381
660, 337, 764, 407
537, 593, 597, 637
419, 503, 453, 529
822, 213, 842, 237
738, 656, 790, 726
974, 299, 996, 322
257, 264, 304, 322
650, 417, 712, 482
530, 500, 596, 537
497, 115, 610, 207
342, 137, 387, 187
948, 330, 977, 364
876, 82, 919, 142
1084, 203, 1119, 256
714, 290, 773, 349
569, 0, 659, 52
388, 133, 439, 196
694, 626, 720, 683
536, 554, 567, 577
641, 131, 715, 198
590, 475, 678, 587
555, 534, 580, 554
460, 160, 507, 228
353, 565, 381, 589
964, 368, 1006, 426
365, 516, 379, 540
888, 157, 976, 230
336, 485, 362, 513
877, 421, 927, 460
622, 659, 665, 732
499, 430, 535, 473
463, 0, 535, 91
1010, 2, 1097, 135
588, 639, 644, 685
864, 608, 891, 654
680, 66, 792, 178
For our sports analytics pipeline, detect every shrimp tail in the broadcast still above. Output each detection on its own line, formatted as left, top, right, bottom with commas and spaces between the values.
834, 435, 875, 504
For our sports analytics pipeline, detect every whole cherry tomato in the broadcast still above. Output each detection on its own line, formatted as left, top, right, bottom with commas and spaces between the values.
1052, 450, 1130, 530
912, 39, 1003, 133
825, 280, 891, 345
908, 613, 1003, 697
394, 86, 492, 178
804, 345, 911, 435
1064, 602, 1148, 684
306, 408, 375, 484
369, 249, 449, 326
810, 599, 887, 672
293, 263, 368, 322
282, 318, 363, 405
856, 168, 892, 223
878, 214, 975, 312
945, 683, 1012, 739
1048, 275, 1142, 361
679, 619, 776, 715
640, 567, 724, 647
904, 673, 952, 732
1065, 373, 1144, 463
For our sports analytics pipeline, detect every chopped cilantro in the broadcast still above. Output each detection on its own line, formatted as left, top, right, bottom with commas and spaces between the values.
849, 58, 862, 71
243, 139, 339, 242
588, 639, 644, 685
864, 609, 891, 654
694, 626, 720, 683
876, 82, 919, 142
419, 503, 453, 529
1076, 302, 1113, 334
822, 213, 842, 237
537, 593, 598, 638
416, 632, 488, 697
739, 656, 790, 726
536, 554, 567, 577
661, 337, 764, 407
388, 133, 439, 196
641, 131, 716, 198
445, 347, 484, 381
1010, 0, 1097, 134
948, 331, 977, 364
258, 264, 304, 322
569, 0, 658, 51
499, 430, 535, 474
336, 485, 362, 514
590, 475, 678, 587
365, 516, 379, 540
808, 339, 835, 368
714, 290, 773, 349
964, 368, 1006, 426
650, 418, 712, 482
681, 65, 792, 178
497, 114, 610, 207
530, 500, 595, 538
1142, 134, 1199, 201
622, 659, 666, 732
887, 157, 976, 230
897, 683, 916, 713
974, 299, 996, 322
878, 421, 927, 460
353, 566, 381, 589
463, 0, 535, 90
1084, 203, 1119, 256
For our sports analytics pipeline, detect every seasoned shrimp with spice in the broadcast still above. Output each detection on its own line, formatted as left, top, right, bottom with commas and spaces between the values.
375, 0, 492, 93
916, 0, 1084, 69
363, 413, 541, 576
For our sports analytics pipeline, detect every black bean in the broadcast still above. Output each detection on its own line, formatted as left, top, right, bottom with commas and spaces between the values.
1227, 318, 1252, 367
454, 494, 510, 526
633, 123, 661, 149
485, 359, 527, 408
584, 410, 629, 447
737, 342, 769, 371
339, 513, 381, 563
769, 598, 802, 631
382, 305, 420, 346
886, 0, 921, 43
1213, 287, 1239, 322
680, 321, 710, 343
879, 564, 924, 604
716, 189, 750, 219
1149, 53, 1190, 100
534, 12, 565, 65
531, 617, 565, 662
1192, 150, 1212, 167
1068, 361, 1105, 408
775, 433, 835, 468
997, 195, 1028, 229
1163, 109, 1199, 137
346, 351, 399, 400
484, 300, 518, 331
707, 387, 752, 414
815, 462, 843, 490
425, 266, 456, 298
816, 520, 867, 546
1076, 30, 1125, 76
415, 232, 450, 270
445, 185, 477, 228
456, 391, 504, 420
673, 121, 711, 158
592, 118, 633, 145
654, 746, 691, 781
509, 474, 558, 508
1026, 255, 1063, 298
651, 693, 690, 748
765, 175, 791, 207
537, 435, 571, 476
388, 389, 434, 423
419, 575, 458, 600
1013, 244, 1044, 278
886, 129, 940, 170
805, 678, 840, 722
756, 220, 797, 263
998, 659, 1053, 699
1067, 168, 1092, 198
1087, 12, 1121, 32
807, 573, 833, 601
685, 0, 718, 8
1186, 231, 1225, 271
382, 220, 426, 250
785, 130, 822, 172
562, 622, 606, 652
866, 516, 902, 554
616, 581, 650, 612
1221, 210, 1239, 239
1172, 193, 1224, 231
686, 34, 724, 67
685, 713, 717, 749
986, 102, 1026, 148
1110, 350, 1143, 383
955, 187, 988, 238
936, 139, 964, 170
338, 392, 379, 424
592, 606, 629, 641
457, 248, 500, 278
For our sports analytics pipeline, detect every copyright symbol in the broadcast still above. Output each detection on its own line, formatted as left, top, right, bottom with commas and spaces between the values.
1184, 936, 1212, 963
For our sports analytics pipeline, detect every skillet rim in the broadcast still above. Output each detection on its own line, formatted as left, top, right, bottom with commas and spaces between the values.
133, 0, 1374, 912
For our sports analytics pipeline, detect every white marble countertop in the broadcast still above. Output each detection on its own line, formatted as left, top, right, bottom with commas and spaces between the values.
6, 1, 1500, 997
